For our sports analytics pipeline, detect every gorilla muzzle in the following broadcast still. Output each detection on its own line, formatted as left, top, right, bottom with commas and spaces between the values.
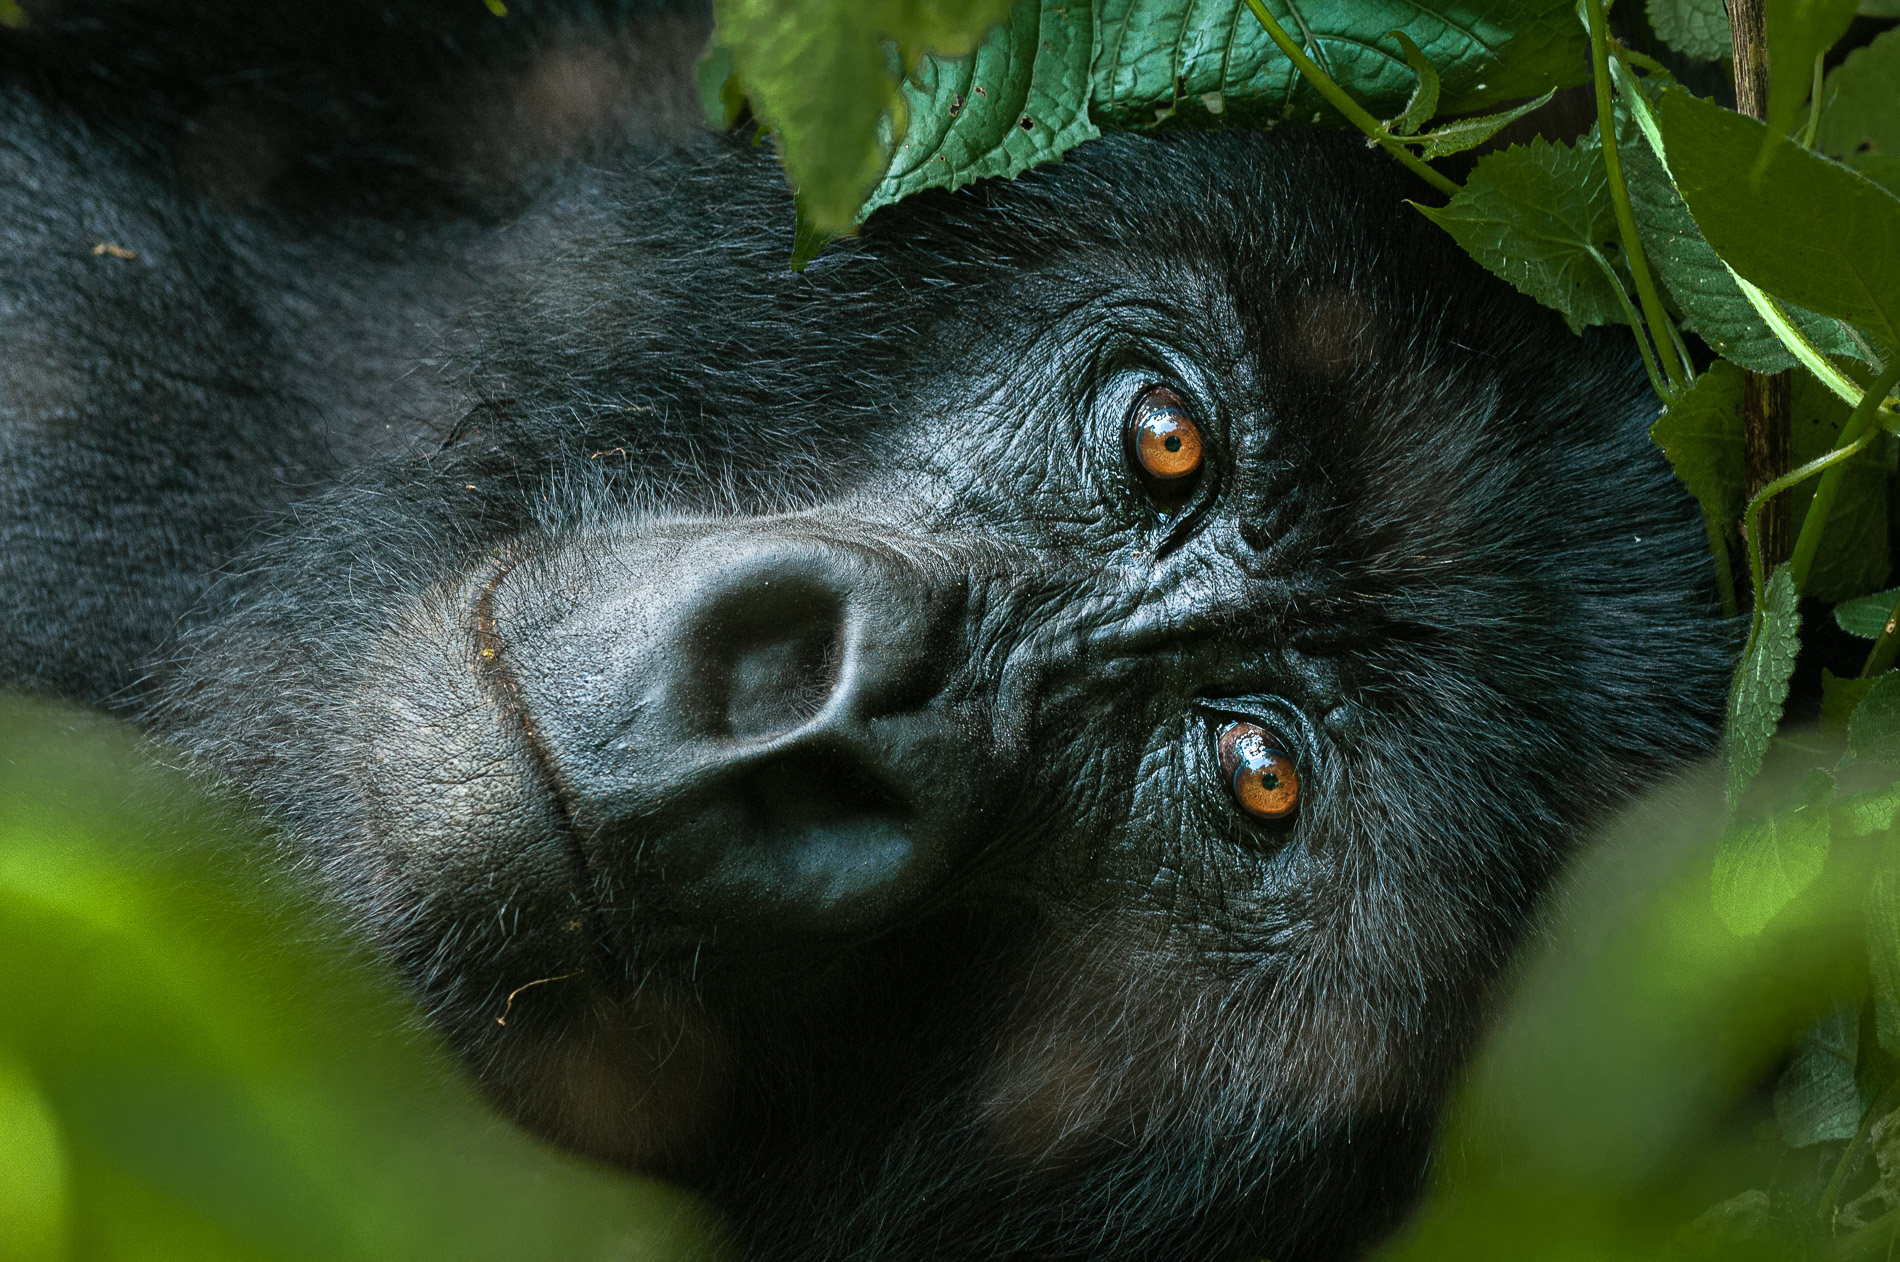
479, 521, 1015, 948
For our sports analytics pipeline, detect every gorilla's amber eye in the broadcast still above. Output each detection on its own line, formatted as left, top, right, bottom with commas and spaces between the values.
1128, 386, 1204, 484
1215, 720, 1300, 821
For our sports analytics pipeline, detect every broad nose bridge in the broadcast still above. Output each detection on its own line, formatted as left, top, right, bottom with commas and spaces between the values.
668, 534, 952, 748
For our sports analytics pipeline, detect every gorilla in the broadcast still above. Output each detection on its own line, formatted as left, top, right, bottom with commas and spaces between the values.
0, 3, 1732, 1258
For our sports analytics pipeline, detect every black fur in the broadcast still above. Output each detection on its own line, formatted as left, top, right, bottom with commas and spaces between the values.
1, 5, 1733, 1259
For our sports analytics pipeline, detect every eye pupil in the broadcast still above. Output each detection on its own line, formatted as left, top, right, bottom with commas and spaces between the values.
1215, 720, 1301, 822
1128, 386, 1205, 486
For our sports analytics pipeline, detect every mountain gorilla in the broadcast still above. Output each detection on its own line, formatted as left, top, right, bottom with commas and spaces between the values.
0, 3, 1730, 1258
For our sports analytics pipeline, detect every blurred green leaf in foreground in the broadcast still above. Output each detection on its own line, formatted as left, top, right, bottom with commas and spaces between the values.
1386, 739, 1900, 1262
0, 698, 731, 1262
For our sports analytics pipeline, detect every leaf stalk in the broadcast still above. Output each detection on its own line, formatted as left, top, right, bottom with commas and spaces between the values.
1582, 0, 1688, 395
1741, 355, 1900, 632
1239, 0, 1461, 198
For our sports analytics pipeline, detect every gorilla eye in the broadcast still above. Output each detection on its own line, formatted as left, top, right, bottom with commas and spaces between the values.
1215, 720, 1300, 821
1127, 386, 1205, 487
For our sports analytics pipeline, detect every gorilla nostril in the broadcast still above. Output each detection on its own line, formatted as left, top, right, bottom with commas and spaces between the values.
702, 587, 845, 741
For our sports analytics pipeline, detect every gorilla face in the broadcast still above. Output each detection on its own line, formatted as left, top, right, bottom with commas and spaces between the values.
125, 129, 1734, 1260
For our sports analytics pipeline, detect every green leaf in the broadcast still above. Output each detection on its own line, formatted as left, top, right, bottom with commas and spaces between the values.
1712, 766, 1835, 935
1816, 23, 1900, 162
1659, 88, 1900, 354
1787, 373, 1894, 603
1764, 0, 1858, 155
1404, 89, 1557, 159
1726, 565, 1801, 808
1818, 27, 1900, 198
0, 702, 732, 1262
1849, 670, 1900, 765
1414, 137, 1626, 334
1089, 0, 1588, 129
1869, 870, 1900, 1054
1773, 1005, 1863, 1146
1836, 780, 1900, 835
1384, 29, 1442, 136
1620, 123, 1864, 371
1650, 360, 1745, 529
0, 1052, 66, 1259
1838, 587, 1900, 638
713, 0, 1017, 232
1647, 0, 1732, 61
857, 0, 1100, 223
694, 45, 747, 129
1823, 667, 1879, 734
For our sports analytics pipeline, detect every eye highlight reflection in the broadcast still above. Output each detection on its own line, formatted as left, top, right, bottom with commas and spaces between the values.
1127, 386, 1204, 485
1215, 720, 1300, 822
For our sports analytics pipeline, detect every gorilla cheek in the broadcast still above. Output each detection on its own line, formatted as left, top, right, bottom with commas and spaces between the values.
347, 587, 738, 1174
347, 586, 583, 952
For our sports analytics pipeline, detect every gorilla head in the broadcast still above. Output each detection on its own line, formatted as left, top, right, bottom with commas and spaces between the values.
0, 11, 1730, 1257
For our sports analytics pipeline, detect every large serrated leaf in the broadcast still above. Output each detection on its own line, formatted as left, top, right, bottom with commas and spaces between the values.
1773, 1005, 1863, 1146
1620, 126, 1863, 371
713, 0, 1017, 232
859, 0, 1100, 222
1414, 137, 1626, 334
1712, 766, 1834, 935
1089, 0, 1587, 130
1650, 361, 1744, 528
1660, 88, 1900, 354
1648, 0, 1733, 61
1727, 566, 1801, 809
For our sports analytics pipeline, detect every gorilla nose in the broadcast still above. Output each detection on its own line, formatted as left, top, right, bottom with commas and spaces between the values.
487, 526, 997, 946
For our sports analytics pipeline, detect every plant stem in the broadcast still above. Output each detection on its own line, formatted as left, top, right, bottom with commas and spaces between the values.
1745, 370, 1794, 576
1727, 0, 1795, 583
1239, 0, 1461, 198
1705, 514, 1739, 618
1740, 387, 1890, 633
1800, 51, 1826, 148
1583, 0, 1687, 396
1789, 356, 1900, 594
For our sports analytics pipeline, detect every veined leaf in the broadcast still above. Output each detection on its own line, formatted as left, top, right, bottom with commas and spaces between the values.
1726, 565, 1801, 809
1405, 90, 1556, 159
1648, 0, 1732, 60
1414, 137, 1626, 334
1848, 671, 1900, 765
1650, 361, 1744, 530
713, 0, 1017, 232
1712, 766, 1834, 936
1384, 29, 1442, 136
1837, 587, 1900, 639
1090, 0, 1587, 129
858, 0, 1100, 223
1773, 1005, 1863, 1146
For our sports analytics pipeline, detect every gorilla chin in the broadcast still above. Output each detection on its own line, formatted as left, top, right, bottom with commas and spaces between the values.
1, 6, 1732, 1259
